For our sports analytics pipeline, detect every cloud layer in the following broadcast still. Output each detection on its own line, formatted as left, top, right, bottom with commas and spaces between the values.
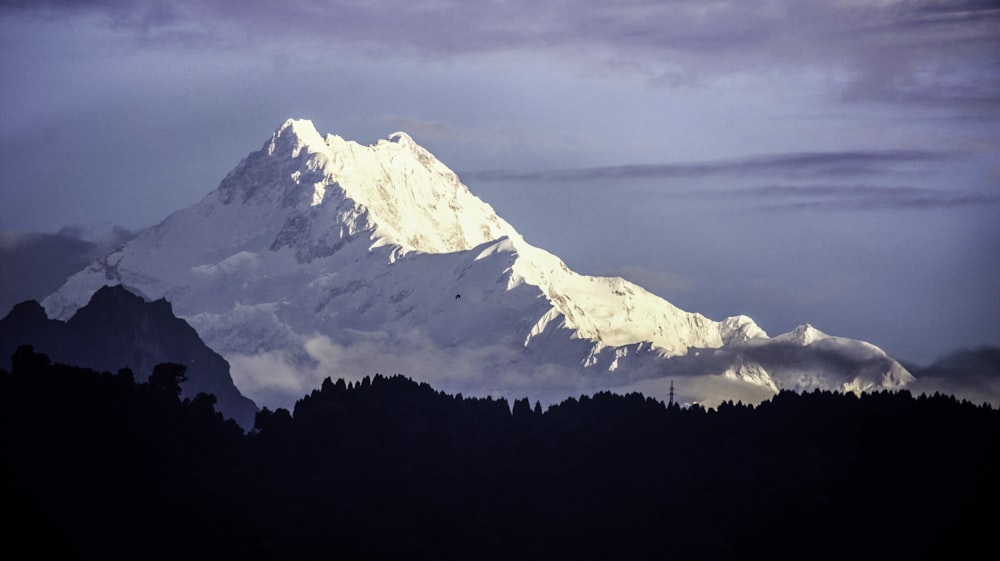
5, 0, 999, 109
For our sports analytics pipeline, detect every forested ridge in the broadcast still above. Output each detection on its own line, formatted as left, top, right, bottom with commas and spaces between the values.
2, 345, 997, 560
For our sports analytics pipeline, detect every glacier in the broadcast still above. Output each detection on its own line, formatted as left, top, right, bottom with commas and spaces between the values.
44, 119, 913, 409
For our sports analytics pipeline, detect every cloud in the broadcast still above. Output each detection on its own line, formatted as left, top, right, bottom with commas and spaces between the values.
613, 374, 776, 410
226, 330, 619, 412
0, 226, 135, 316
461, 147, 1000, 212
705, 184, 1000, 212
226, 329, 788, 413
751, 187, 1000, 212
4, 1, 998, 110
906, 346, 1000, 406
461, 149, 952, 182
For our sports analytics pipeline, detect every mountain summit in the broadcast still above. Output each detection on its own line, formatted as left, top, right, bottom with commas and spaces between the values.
44, 119, 912, 408
252, 119, 517, 260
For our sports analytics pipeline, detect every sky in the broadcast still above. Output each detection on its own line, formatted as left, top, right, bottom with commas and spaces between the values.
0, 0, 998, 366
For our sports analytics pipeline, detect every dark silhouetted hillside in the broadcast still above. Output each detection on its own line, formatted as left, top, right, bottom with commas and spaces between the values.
0, 285, 257, 427
2, 346, 997, 560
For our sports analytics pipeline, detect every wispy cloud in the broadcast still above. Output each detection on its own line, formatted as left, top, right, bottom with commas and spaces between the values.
463, 152, 1000, 211
748, 186, 1000, 212
683, 183, 1000, 211
461, 149, 953, 182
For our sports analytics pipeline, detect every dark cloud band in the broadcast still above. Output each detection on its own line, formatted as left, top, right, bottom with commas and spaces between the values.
461, 149, 953, 182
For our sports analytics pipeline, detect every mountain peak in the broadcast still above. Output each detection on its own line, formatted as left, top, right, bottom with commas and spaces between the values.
386, 131, 414, 145
259, 119, 519, 257
777, 323, 827, 345
268, 118, 325, 158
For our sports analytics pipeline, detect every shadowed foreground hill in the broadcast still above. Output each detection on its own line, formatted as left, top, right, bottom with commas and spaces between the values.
0, 285, 257, 428
2, 346, 997, 561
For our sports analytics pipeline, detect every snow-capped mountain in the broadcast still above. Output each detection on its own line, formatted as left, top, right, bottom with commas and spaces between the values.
44, 119, 913, 409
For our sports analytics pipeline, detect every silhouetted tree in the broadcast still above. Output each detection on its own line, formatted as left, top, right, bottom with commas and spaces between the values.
117, 366, 135, 384
255, 406, 293, 434
148, 362, 187, 396
512, 397, 532, 417
11, 344, 50, 374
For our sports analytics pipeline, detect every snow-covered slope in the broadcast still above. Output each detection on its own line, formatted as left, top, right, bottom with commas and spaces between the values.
44, 119, 912, 409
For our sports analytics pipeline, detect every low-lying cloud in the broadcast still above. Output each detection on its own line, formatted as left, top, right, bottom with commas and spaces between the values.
906, 346, 1000, 407
227, 330, 620, 412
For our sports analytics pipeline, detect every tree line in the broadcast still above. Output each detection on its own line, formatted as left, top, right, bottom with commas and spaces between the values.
2, 344, 998, 560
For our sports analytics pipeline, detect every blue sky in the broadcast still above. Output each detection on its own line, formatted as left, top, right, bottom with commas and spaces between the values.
1, 0, 998, 364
